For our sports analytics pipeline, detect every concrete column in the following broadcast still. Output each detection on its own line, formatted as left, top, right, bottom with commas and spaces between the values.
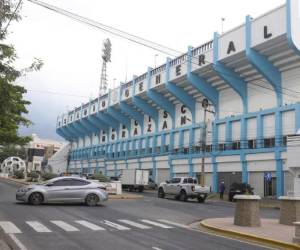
279, 196, 300, 225
293, 222, 300, 244
234, 195, 261, 227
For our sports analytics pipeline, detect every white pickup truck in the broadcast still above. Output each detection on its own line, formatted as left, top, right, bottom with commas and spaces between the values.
158, 177, 210, 203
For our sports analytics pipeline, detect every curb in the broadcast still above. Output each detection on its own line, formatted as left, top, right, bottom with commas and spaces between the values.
0, 177, 28, 186
0, 227, 20, 250
200, 220, 300, 250
108, 194, 143, 200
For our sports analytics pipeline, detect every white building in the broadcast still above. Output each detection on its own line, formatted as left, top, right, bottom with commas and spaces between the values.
46, 143, 70, 175
56, 0, 300, 197
26, 134, 63, 172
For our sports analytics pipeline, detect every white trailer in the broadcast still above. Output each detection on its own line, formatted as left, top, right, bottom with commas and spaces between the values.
120, 169, 149, 192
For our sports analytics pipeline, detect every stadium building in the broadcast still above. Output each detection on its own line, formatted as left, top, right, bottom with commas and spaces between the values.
56, 0, 300, 197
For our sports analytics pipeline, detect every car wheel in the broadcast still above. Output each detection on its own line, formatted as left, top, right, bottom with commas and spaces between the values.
85, 194, 99, 206
158, 188, 165, 198
179, 190, 187, 202
29, 192, 43, 205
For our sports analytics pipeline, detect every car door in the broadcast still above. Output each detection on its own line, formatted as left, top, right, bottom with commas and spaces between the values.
164, 179, 174, 194
168, 178, 181, 194
67, 179, 91, 201
46, 179, 73, 202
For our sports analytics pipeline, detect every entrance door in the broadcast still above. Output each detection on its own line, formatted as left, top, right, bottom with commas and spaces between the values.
264, 177, 277, 197
217, 172, 242, 193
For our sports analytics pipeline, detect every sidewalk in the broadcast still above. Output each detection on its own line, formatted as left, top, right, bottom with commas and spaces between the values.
201, 217, 299, 250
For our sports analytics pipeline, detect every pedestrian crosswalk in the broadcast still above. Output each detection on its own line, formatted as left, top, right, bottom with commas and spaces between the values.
0, 218, 187, 235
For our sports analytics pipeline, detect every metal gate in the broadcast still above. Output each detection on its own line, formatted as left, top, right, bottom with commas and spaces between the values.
217, 172, 242, 193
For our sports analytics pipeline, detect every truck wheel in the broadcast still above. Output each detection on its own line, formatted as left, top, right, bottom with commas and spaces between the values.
138, 186, 144, 192
158, 188, 165, 198
197, 195, 205, 203
179, 190, 187, 202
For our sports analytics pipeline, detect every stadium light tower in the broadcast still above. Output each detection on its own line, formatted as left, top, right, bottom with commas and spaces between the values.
99, 38, 112, 96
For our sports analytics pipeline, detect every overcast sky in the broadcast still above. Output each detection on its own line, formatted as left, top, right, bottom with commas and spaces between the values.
7, 0, 285, 141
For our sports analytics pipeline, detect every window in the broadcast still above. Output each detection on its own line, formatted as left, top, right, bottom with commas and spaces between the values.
232, 141, 240, 150
183, 148, 189, 154
282, 136, 287, 146
171, 178, 181, 184
193, 145, 201, 153
70, 179, 89, 186
264, 137, 275, 148
218, 143, 225, 151
205, 145, 212, 152
188, 178, 197, 184
84, 109, 87, 116
248, 139, 256, 149
156, 146, 161, 153
52, 179, 72, 186
164, 145, 169, 153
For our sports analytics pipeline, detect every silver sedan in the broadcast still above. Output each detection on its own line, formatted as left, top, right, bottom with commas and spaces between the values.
16, 176, 108, 206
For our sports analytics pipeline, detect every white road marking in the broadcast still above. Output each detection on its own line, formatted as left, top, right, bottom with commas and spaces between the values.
8, 234, 28, 250
0, 221, 21, 234
75, 220, 105, 231
140, 220, 174, 229
26, 221, 52, 233
157, 219, 188, 228
102, 220, 130, 230
152, 247, 163, 250
50, 220, 79, 232
118, 219, 152, 229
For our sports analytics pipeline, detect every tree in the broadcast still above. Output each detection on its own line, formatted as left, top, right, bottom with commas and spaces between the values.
0, 144, 26, 163
0, 0, 43, 146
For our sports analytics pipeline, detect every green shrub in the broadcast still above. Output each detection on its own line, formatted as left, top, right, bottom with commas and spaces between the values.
41, 172, 58, 181
90, 173, 109, 182
27, 171, 39, 182
14, 170, 24, 179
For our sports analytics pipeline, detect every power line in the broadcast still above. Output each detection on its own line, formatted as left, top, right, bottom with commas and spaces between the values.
3, 0, 22, 34
26, 89, 90, 98
26, 0, 180, 57
26, 0, 300, 105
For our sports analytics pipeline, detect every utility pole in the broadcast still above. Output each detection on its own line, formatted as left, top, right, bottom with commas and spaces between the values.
200, 98, 215, 186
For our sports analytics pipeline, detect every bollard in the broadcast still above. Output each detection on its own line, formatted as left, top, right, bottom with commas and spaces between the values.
279, 196, 300, 225
293, 222, 300, 244
234, 195, 261, 227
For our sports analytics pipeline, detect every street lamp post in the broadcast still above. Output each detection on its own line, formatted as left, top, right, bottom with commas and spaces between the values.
200, 99, 208, 186
200, 98, 215, 186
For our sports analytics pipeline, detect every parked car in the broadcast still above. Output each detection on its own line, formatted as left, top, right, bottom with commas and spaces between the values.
228, 182, 254, 202
16, 176, 108, 206
158, 177, 210, 203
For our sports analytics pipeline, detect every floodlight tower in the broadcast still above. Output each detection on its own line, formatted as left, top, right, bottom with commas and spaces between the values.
99, 38, 112, 96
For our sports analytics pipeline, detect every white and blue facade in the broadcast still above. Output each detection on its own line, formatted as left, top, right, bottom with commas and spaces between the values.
56, 0, 300, 197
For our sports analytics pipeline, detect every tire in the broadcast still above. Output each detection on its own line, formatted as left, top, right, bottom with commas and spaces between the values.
138, 186, 144, 193
179, 190, 188, 202
197, 195, 205, 203
85, 194, 99, 207
158, 188, 165, 198
29, 192, 43, 205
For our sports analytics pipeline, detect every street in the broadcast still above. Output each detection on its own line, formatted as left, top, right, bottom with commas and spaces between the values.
0, 179, 278, 250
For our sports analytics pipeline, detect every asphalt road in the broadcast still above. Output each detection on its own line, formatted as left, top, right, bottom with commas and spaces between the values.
0, 179, 278, 250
